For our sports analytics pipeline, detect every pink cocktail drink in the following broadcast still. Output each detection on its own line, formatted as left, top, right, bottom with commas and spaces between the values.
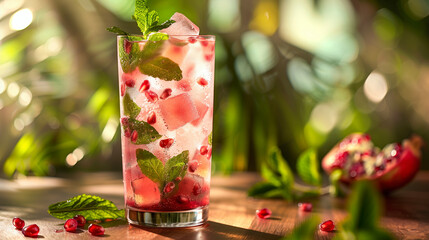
118, 35, 214, 227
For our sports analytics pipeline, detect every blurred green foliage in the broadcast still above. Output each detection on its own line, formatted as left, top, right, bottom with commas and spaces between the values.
0, 0, 428, 177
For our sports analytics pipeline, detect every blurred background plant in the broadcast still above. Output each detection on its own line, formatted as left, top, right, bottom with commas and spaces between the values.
0, 0, 428, 178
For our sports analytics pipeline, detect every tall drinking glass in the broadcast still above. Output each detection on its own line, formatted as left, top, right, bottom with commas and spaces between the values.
117, 35, 215, 227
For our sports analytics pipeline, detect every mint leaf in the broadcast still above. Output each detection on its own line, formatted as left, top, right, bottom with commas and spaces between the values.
139, 56, 183, 81
164, 150, 189, 182
270, 147, 294, 191
123, 93, 141, 118
148, 32, 169, 41
127, 118, 161, 144
136, 149, 164, 183
134, 0, 149, 37
248, 182, 283, 198
208, 132, 213, 146
296, 148, 321, 186
281, 217, 320, 240
107, 26, 128, 35
261, 162, 282, 187
147, 19, 175, 33
48, 194, 124, 221
119, 38, 142, 73
140, 41, 165, 61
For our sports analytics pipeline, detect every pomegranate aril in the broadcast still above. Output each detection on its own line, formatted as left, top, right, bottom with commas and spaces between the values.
88, 224, 105, 236
73, 215, 86, 228
131, 130, 138, 143
160, 88, 172, 99
175, 176, 182, 182
22, 224, 39, 237
147, 111, 156, 124
188, 37, 197, 43
177, 195, 189, 204
197, 77, 208, 86
200, 40, 209, 47
204, 54, 213, 61
256, 208, 272, 219
145, 91, 158, 103
121, 117, 129, 127
120, 83, 125, 96
349, 162, 365, 178
12, 217, 25, 230
163, 182, 175, 193
124, 128, 132, 138
319, 220, 335, 232
124, 77, 135, 88
188, 160, 199, 172
139, 80, 150, 92
332, 151, 349, 169
298, 203, 312, 212
199, 146, 208, 155
124, 39, 132, 54
64, 218, 78, 232
193, 184, 202, 195
160, 138, 174, 148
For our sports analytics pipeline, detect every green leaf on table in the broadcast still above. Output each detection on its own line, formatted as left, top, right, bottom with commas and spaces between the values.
296, 148, 321, 186
106, 26, 128, 35
164, 150, 189, 183
281, 216, 320, 240
270, 147, 294, 192
136, 149, 164, 184
123, 93, 141, 119
261, 162, 282, 187
139, 56, 183, 81
248, 182, 283, 198
127, 118, 161, 144
48, 194, 124, 221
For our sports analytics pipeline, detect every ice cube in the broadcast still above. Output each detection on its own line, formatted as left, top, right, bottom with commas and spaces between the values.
159, 93, 199, 130
132, 176, 161, 207
191, 101, 209, 126
160, 12, 200, 36
176, 174, 206, 201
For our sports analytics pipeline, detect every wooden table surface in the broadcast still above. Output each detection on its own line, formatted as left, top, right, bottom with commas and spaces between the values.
0, 171, 428, 240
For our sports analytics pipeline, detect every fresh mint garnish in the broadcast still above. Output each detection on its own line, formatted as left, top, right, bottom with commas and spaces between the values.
147, 32, 169, 41
123, 93, 141, 118
107, 26, 128, 35
127, 118, 162, 144
208, 132, 213, 146
48, 194, 125, 221
136, 149, 189, 192
134, 0, 175, 38
139, 56, 183, 81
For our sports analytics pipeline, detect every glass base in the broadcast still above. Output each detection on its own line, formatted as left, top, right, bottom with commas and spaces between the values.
126, 205, 208, 228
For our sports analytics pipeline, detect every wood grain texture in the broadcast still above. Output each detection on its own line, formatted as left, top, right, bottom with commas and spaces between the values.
0, 171, 428, 239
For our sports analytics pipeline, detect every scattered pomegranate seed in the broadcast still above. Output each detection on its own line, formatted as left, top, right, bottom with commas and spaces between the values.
131, 130, 138, 143
147, 111, 156, 124
193, 184, 202, 195
197, 77, 208, 86
200, 146, 208, 155
120, 117, 129, 127
256, 208, 272, 219
64, 218, 78, 232
88, 224, 105, 236
124, 128, 132, 138
73, 215, 86, 228
124, 39, 132, 54
139, 80, 150, 92
12, 217, 25, 230
160, 138, 174, 148
177, 195, 189, 204
163, 182, 175, 193
319, 220, 335, 232
120, 83, 125, 96
22, 224, 39, 238
188, 37, 197, 44
160, 88, 172, 99
298, 203, 313, 212
145, 91, 158, 103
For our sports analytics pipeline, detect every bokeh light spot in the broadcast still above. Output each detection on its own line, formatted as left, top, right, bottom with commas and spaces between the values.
9, 8, 33, 31
364, 71, 388, 103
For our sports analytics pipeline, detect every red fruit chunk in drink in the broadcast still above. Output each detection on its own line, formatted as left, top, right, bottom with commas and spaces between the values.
145, 91, 158, 103
132, 177, 161, 207
22, 224, 39, 237
319, 220, 335, 232
139, 80, 150, 92
200, 146, 208, 155
197, 77, 208, 86
256, 208, 272, 219
147, 111, 156, 124
160, 138, 174, 148
163, 182, 175, 193
160, 88, 172, 99
188, 160, 199, 172
159, 93, 199, 130
88, 224, 105, 236
12, 217, 25, 230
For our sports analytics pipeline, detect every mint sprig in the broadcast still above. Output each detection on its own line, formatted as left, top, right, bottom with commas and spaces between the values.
136, 149, 189, 193
48, 194, 125, 221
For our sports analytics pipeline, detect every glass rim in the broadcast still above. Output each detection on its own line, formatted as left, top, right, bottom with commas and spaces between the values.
117, 35, 215, 41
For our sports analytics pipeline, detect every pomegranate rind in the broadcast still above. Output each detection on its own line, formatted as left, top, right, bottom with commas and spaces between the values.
322, 134, 422, 193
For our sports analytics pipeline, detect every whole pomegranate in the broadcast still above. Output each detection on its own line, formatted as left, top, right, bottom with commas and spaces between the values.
322, 133, 423, 193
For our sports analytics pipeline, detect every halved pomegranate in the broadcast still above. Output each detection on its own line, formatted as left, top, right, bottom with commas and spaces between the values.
322, 133, 423, 193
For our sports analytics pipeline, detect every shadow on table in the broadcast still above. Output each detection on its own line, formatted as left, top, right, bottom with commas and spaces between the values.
136, 221, 281, 240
